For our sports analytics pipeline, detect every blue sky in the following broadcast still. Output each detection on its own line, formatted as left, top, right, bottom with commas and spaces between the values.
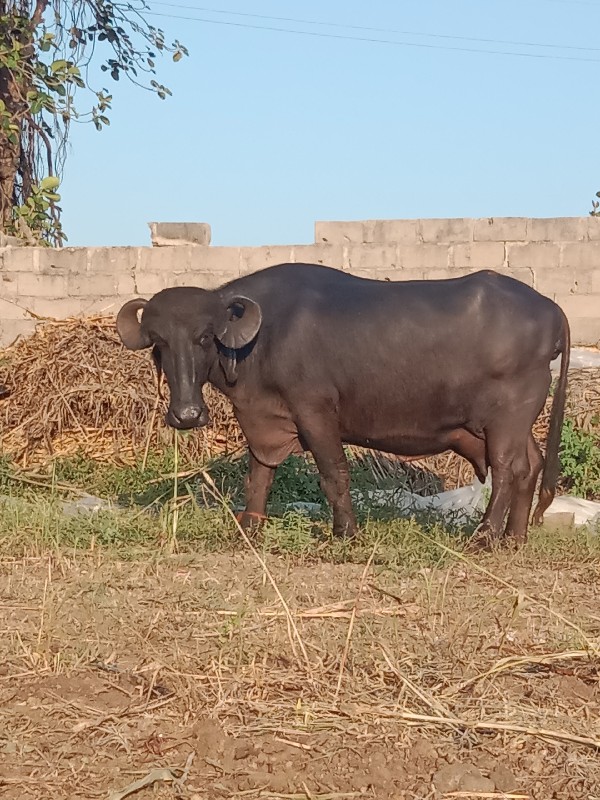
59, 0, 600, 247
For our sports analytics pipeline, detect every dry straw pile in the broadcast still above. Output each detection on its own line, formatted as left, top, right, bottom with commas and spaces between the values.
0, 315, 599, 489
0, 315, 244, 468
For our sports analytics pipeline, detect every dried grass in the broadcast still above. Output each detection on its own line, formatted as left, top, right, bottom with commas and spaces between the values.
0, 315, 244, 467
2, 546, 600, 799
0, 315, 599, 492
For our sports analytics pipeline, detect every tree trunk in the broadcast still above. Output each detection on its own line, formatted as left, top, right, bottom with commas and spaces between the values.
0, 0, 48, 234
0, 73, 21, 233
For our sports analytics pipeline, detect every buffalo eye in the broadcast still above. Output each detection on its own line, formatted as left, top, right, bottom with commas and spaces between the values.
198, 332, 213, 348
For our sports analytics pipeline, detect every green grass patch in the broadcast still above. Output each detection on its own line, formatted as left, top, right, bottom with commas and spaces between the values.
1, 439, 600, 572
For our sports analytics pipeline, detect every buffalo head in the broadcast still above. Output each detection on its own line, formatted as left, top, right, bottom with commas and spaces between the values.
116, 287, 262, 429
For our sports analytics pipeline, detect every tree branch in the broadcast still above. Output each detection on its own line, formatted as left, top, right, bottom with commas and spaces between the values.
28, 118, 54, 176
30, 0, 49, 28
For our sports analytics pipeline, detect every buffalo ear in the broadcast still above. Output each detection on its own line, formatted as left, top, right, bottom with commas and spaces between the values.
216, 295, 262, 350
116, 298, 151, 350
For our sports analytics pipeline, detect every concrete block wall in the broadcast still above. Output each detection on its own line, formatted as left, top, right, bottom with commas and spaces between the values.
0, 217, 599, 347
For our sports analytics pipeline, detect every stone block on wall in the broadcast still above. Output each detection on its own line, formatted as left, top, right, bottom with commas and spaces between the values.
79, 297, 125, 315
535, 267, 592, 298
346, 244, 399, 272
291, 244, 345, 268
2, 246, 40, 272
21, 297, 83, 319
68, 273, 120, 297
474, 217, 528, 242
419, 218, 474, 244
0, 296, 30, 320
190, 246, 242, 277
370, 220, 420, 244
585, 217, 600, 240
397, 244, 448, 270
136, 245, 192, 275
149, 222, 211, 247
17, 272, 67, 298
171, 271, 238, 290
239, 246, 295, 274
425, 268, 459, 281
449, 242, 505, 269
560, 241, 600, 269
555, 294, 600, 345
135, 271, 171, 295
87, 247, 138, 276
503, 267, 536, 287
564, 317, 600, 347
0, 272, 18, 299
506, 242, 560, 269
315, 221, 368, 244
527, 217, 587, 242
37, 247, 88, 275
555, 294, 600, 320
0, 319, 37, 346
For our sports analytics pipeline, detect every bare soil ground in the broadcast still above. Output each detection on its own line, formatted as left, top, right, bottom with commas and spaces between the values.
2, 544, 600, 800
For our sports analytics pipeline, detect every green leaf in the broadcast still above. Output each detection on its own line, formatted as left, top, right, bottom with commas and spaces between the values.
39, 176, 60, 191
51, 59, 68, 73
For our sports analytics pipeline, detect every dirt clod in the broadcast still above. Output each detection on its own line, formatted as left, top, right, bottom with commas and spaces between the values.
433, 763, 471, 793
490, 764, 519, 793
459, 768, 496, 793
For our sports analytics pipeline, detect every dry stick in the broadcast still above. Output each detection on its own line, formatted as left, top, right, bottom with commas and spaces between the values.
169, 429, 180, 553
379, 644, 461, 731
107, 751, 194, 800
443, 649, 591, 697
353, 706, 600, 750
201, 471, 312, 673
246, 794, 364, 800
335, 544, 377, 700
412, 530, 599, 654
141, 393, 160, 471
444, 794, 529, 799
45, 369, 87, 436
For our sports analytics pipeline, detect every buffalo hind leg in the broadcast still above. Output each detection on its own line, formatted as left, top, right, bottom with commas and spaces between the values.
469, 423, 530, 550
503, 434, 543, 545
236, 451, 276, 533
297, 412, 357, 538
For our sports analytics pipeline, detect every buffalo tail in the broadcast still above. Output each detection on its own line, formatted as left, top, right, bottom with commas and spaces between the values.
532, 310, 570, 526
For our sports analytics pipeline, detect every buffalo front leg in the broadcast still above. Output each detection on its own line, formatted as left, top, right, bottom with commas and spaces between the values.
297, 414, 357, 538
236, 451, 276, 533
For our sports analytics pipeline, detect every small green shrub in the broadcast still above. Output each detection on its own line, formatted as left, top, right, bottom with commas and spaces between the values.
559, 419, 600, 499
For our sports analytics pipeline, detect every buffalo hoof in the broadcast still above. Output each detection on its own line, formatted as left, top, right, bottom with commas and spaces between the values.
331, 524, 358, 540
464, 526, 500, 554
235, 511, 267, 535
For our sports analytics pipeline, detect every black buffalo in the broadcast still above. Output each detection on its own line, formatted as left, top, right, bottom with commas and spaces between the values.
116, 263, 570, 546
